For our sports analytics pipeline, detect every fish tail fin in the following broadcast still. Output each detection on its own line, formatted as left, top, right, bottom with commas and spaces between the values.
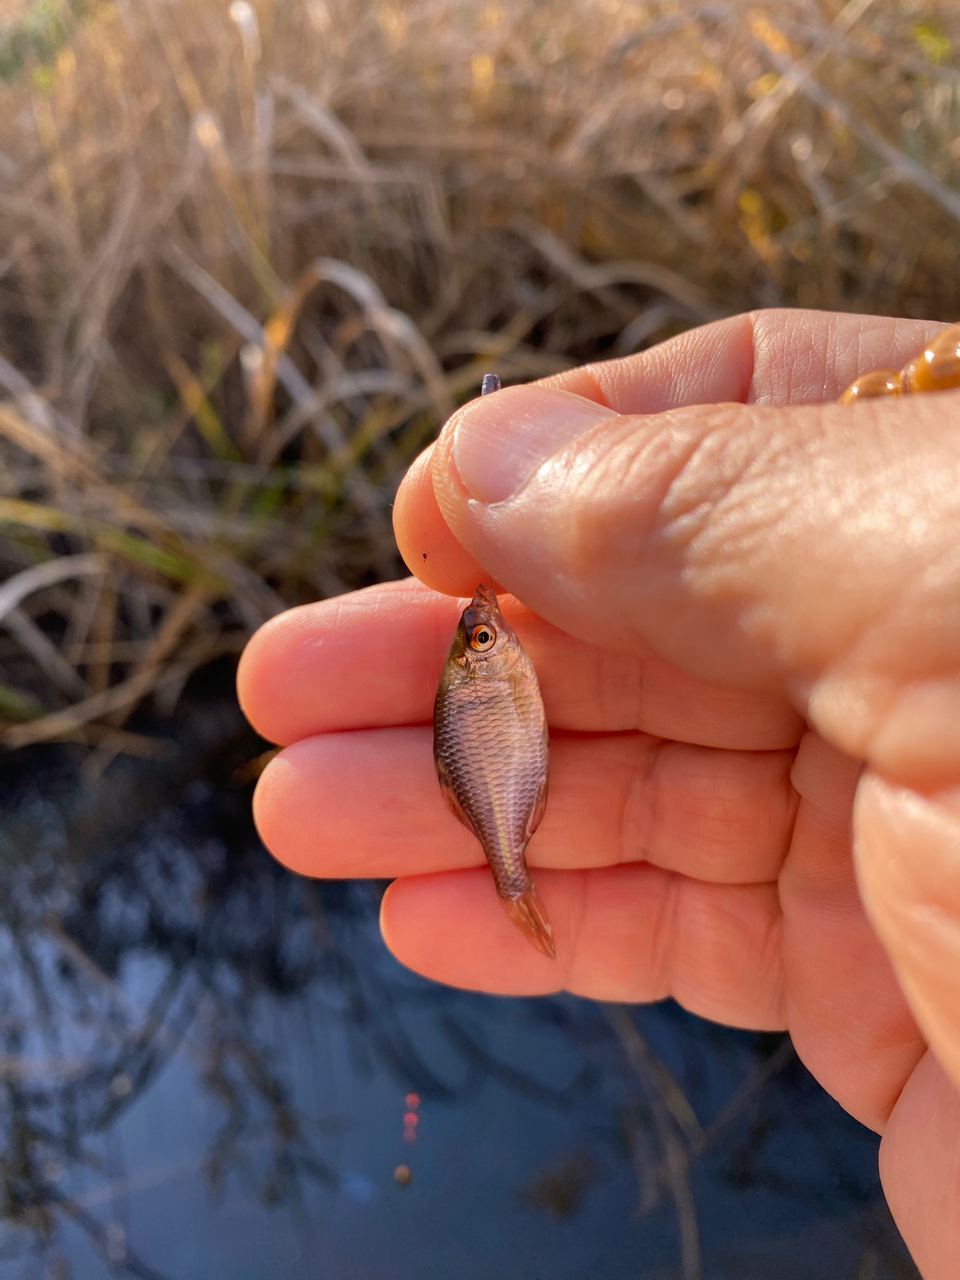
503, 883, 556, 960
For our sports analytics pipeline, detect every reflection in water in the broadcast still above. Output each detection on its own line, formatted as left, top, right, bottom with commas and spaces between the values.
0, 688, 918, 1279
521, 1151, 602, 1220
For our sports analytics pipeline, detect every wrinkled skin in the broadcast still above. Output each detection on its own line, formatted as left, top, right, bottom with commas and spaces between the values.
240, 310, 960, 1278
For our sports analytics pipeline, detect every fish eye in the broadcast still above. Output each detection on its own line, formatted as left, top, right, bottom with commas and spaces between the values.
469, 624, 496, 652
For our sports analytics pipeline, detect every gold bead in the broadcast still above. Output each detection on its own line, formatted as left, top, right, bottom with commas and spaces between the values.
838, 369, 903, 404
901, 323, 960, 394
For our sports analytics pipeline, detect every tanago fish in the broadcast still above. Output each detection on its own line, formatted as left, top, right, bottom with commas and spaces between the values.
433, 584, 555, 959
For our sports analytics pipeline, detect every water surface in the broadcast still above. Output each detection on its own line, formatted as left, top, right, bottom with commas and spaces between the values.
0, 693, 917, 1279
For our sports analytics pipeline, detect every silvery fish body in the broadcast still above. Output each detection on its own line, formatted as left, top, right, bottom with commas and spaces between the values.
433, 584, 555, 958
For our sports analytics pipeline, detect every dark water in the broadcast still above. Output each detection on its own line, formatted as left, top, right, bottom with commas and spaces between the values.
0, 681, 917, 1280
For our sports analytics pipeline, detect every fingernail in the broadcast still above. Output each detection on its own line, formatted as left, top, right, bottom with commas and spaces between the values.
451, 385, 618, 504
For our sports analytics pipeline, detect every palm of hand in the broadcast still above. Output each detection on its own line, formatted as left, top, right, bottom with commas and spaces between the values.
241, 578, 917, 1138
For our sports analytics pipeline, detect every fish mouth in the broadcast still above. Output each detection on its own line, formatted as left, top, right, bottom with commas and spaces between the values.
471, 583, 499, 608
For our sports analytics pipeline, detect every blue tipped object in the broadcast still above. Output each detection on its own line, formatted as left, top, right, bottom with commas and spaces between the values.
481, 373, 501, 396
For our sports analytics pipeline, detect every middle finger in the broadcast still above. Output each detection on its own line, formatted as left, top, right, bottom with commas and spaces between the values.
254, 725, 798, 884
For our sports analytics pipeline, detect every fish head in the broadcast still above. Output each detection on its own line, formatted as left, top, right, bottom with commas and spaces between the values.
448, 584, 520, 678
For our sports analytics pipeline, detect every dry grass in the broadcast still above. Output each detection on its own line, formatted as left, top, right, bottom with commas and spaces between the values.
0, 0, 958, 754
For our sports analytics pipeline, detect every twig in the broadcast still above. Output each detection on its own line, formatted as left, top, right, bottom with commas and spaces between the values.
3, 584, 210, 747
0, 553, 105, 624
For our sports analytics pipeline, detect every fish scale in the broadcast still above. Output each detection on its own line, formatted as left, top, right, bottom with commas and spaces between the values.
433, 584, 555, 958
435, 681, 546, 898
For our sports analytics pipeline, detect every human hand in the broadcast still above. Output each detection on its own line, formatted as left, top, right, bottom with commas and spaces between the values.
239, 309, 960, 1277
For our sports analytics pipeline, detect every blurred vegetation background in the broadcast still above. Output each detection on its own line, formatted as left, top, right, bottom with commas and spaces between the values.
0, 0, 957, 761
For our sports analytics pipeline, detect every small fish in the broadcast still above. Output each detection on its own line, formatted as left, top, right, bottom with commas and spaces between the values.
433, 583, 555, 959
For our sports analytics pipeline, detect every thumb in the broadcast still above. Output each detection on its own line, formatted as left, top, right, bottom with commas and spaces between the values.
427, 381, 960, 784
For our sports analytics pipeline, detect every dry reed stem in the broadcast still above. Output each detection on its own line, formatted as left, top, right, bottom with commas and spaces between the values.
3, 582, 210, 746
0, 0, 957, 748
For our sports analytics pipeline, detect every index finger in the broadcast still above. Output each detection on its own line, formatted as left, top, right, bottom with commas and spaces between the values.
394, 309, 945, 596
238, 577, 802, 749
